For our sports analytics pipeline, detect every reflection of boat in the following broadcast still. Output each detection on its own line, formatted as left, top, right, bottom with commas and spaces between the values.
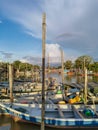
67, 71, 74, 76
0, 116, 11, 128
1, 103, 98, 128
77, 73, 94, 76
94, 73, 98, 76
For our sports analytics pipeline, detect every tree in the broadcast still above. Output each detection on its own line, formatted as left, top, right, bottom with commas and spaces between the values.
0, 62, 8, 81
74, 59, 82, 69
13, 60, 21, 70
90, 62, 98, 72
13, 61, 34, 72
74, 55, 93, 70
64, 60, 73, 70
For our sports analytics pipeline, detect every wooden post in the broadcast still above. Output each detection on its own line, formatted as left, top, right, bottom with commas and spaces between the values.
61, 49, 64, 84
47, 53, 50, 86
84, 67, 87, 104
83, 58, 86, 71
41, 13, 46, 130
9, 64, 13, 104
47, 53, 50, 72
6, 63, 8, 81
61, 49, 65, 100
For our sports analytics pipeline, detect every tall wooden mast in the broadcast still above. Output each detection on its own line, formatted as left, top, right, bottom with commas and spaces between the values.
9, 64, 13, 104
41, 13, 46, 130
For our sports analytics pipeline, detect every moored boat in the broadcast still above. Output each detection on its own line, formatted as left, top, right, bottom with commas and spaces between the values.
0, 103, 98, 128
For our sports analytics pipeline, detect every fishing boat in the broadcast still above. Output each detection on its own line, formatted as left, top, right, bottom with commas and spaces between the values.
0, 103, 98, 128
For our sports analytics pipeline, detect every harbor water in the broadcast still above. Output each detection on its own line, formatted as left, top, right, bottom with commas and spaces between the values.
0, 116, 98, 130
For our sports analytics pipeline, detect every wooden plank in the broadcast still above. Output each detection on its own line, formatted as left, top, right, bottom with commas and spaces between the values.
72, 105, 84, 119
57, 105, 65, 118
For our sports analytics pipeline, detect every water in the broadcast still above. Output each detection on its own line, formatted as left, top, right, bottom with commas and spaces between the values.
0, 73, 98, 130
0, 116, 98, 130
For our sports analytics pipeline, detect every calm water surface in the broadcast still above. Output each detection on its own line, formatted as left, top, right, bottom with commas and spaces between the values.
0, 116, 98, 130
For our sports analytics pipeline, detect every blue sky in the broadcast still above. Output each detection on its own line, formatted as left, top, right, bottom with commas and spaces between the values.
0, 0, 98, 64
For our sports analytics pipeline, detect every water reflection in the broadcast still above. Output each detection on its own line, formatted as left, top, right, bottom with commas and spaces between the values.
0, 116, 11, 126
0, 116, 98, 130
64, 75, 98, 84
10, 119, 40, 130
93, 76, 98, 83
47, 73, 98, 84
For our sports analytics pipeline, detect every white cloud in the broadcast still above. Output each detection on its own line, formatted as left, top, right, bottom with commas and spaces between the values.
46, 43, 61, 63
0, 0, 98, 59
20, 59, 28, 63
46, 43, 60, 57
21, 56, 42, 65
19, 44, 78, 65
1, 52, 13, 59
46, 43, 77, 63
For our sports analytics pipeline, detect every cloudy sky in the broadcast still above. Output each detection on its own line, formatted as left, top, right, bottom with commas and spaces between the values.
0, 0, 98, 64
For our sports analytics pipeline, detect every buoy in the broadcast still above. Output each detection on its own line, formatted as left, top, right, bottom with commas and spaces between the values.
84, 110, 91, 116
57, 90, 62, 94
83, 108, 95, 117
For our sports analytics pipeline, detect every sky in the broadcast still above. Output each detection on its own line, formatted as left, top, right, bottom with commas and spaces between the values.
0, 0, 98, 64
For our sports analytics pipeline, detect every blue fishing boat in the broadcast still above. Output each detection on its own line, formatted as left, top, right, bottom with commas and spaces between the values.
0, 103, 98, 128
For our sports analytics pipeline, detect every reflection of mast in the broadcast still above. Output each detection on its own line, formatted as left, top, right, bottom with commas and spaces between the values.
41, 13, 46, 130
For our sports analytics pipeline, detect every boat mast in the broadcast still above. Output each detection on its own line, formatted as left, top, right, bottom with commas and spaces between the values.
41, 13, 46, 130
9, 64, 13, 105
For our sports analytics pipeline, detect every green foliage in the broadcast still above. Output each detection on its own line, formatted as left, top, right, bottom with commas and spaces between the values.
13, 60, 35, 71
74, 55, 93, 69
91, 62, 98, 72
94, 87, 98, 94
13, 60, 21, 69
33, 65, 40, 70
74, 59, 82, 69
64, 60, 73, 70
